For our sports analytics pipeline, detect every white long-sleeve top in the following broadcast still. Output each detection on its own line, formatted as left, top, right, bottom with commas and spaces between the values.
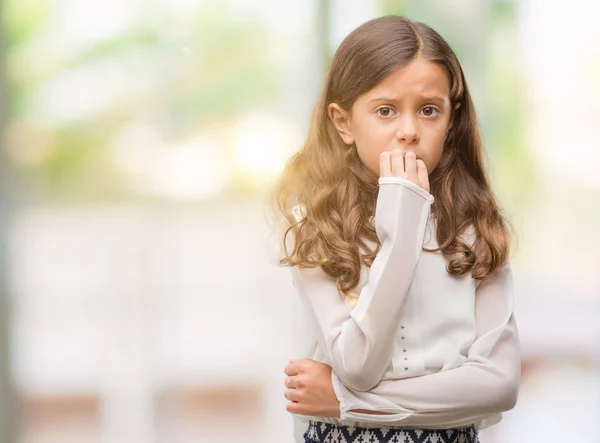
288, 177, 520, 432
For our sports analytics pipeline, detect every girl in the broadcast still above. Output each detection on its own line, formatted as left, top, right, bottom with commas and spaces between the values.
270, 15, 520, 443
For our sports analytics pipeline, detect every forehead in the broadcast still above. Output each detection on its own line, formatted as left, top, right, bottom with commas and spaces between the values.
364, 57, 451, 100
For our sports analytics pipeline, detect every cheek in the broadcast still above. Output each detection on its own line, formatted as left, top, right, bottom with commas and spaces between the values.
355, 145, 380, 176
421, 131, 447, 172
353, 122, 395, 175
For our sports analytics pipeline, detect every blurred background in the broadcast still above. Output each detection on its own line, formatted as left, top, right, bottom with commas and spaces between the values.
0, 0, 599, 442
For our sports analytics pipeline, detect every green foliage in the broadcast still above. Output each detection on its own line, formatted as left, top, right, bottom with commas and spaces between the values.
4, 2, 280, 201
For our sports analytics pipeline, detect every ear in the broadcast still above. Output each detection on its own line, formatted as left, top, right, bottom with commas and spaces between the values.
328, 103, 354, 145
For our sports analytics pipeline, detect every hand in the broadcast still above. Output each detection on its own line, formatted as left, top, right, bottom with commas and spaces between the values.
380, 150, 430, 193
283, 359, 340, 417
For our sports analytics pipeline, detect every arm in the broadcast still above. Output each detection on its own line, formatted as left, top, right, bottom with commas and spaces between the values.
291, 177, 433, 391
331, 263, 520, 428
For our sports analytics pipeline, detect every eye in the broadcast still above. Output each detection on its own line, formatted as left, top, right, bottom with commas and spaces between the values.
419, 106, 439, 118
376, 106, 396, 118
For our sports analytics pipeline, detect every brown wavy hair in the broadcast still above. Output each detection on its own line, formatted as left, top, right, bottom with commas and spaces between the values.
269, 15, 511, 295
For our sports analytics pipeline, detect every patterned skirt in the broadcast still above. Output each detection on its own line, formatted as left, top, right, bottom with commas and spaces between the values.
304, 420, 479, 443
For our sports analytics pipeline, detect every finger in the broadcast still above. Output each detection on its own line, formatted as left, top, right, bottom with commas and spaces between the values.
285, 376, 298, 389
284, 362, 298, 376
391, 149, 405, 177
417, 159, 430, 193
379, 151, 392, 177
284, 388, 300, 402
404, 152, 418, 183
286, 401, 305, 414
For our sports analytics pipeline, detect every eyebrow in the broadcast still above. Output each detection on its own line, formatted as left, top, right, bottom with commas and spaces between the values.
368, 95, 448, 104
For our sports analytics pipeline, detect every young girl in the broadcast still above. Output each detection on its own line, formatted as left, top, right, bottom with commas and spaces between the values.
270, 15, 520, 443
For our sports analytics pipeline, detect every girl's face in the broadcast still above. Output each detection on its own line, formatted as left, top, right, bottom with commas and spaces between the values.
329, 57, 454, 177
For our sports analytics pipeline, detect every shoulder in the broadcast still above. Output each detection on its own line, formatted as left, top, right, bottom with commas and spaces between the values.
474, 261, 512, 289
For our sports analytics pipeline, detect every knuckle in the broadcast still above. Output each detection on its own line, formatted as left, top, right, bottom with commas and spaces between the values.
299, 359, 310, 370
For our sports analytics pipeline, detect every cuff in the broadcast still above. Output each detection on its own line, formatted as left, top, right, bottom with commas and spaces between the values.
378, 177, 435, 204
331, 368, 353, 421
474, 413, 503, 430
331, 371, 413, 425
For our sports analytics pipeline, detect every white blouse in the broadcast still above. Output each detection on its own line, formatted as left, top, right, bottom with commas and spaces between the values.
287, 177, 520, 432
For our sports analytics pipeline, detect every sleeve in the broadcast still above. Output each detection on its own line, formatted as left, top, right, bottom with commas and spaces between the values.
331, 263, 521, 429
291, 177, 434, 391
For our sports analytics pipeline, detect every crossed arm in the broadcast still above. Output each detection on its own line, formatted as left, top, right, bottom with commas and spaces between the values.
284, 264, 521, 429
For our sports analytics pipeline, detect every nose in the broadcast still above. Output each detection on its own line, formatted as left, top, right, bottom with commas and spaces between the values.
395, 116, 419, 145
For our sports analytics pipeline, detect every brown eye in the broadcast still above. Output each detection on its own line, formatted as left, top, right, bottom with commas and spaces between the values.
376, 107, 395, 118
420, 106, 439, 117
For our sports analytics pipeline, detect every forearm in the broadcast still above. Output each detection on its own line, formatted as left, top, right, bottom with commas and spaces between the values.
294, 179, 433, 391
334, 315, 520, 428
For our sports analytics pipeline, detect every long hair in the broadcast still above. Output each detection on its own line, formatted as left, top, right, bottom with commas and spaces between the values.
269, 15, 511, 295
